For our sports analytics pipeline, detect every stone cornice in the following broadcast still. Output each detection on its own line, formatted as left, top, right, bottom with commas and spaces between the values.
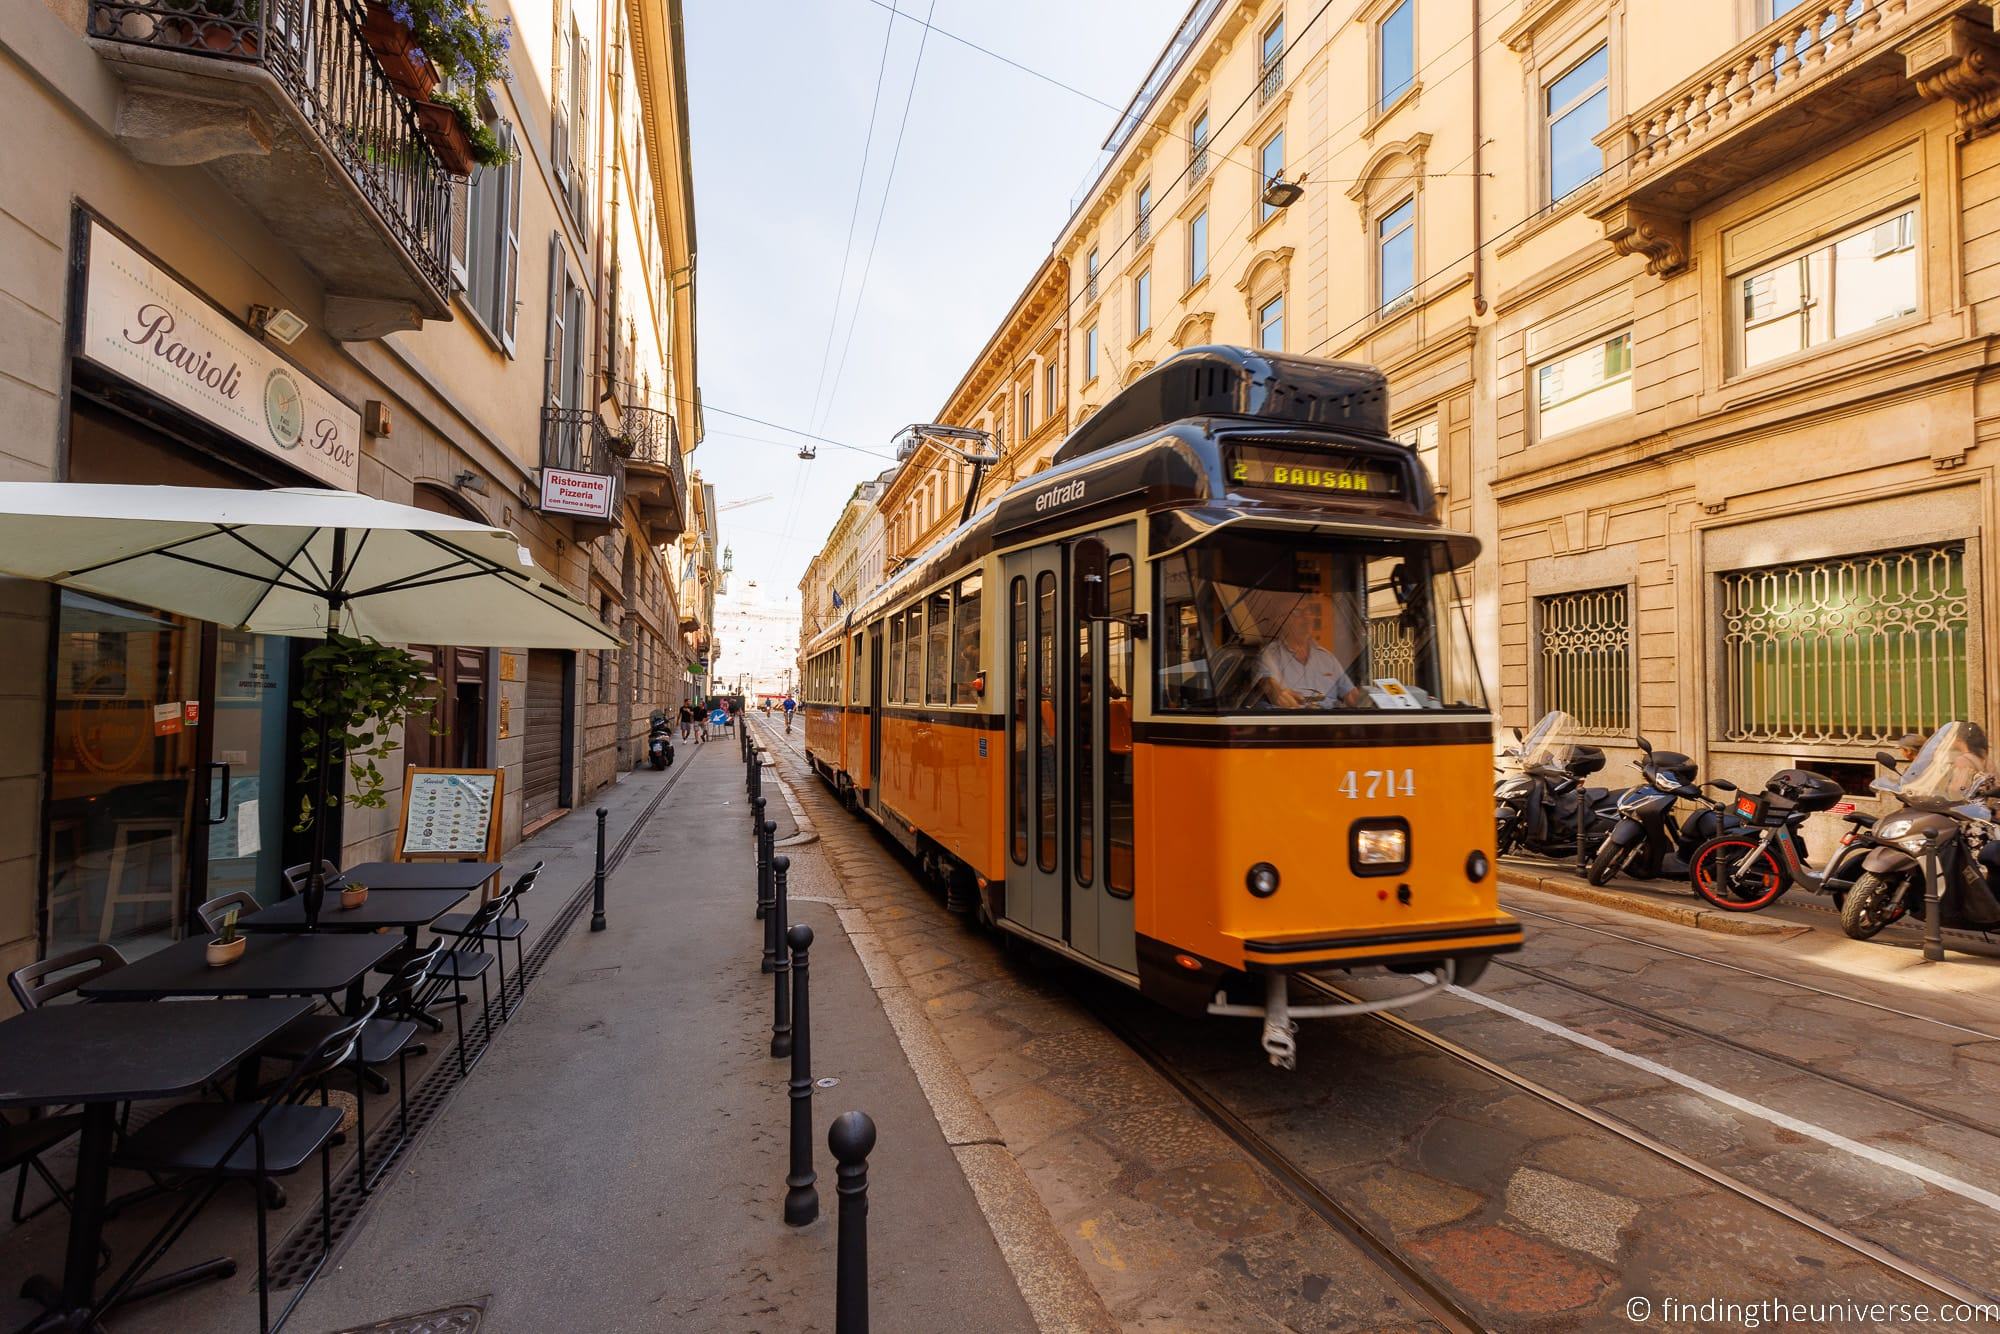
938, 256, 1068, 424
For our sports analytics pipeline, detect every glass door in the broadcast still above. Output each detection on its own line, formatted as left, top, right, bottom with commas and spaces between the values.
202, 631, 291, 911
46, 592, 203, 959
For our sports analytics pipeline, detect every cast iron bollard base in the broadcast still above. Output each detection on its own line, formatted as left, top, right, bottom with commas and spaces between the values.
590, 807, 608, 932
784, 922, 818, 1226
770, 855, 792, 1058
760, 819, 780, 972
830, 1111, 876, 1334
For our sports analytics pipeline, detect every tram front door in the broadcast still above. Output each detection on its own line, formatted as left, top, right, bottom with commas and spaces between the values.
1002, 528, 1137, 973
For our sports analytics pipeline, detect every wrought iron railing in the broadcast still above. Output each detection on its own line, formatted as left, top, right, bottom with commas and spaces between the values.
620, 403, 687, 502
1536, 587, 1633, 735
1189, 145, 1210, 186
1135, 207, 1152, 246
87, 0, 454, 298
1257, 56, 1284, 108
541, 405, 623, 481
1719, 543, 1969, 746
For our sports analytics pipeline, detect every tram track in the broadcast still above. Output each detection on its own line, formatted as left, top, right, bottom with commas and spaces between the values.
1503, 900, 2000, 1044
1484, 955, 2000, 1142
1301, 974, 1998, 1312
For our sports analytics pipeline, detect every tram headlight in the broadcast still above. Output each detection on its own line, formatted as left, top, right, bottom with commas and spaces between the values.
1350, 819, 1411, 876
1245, 862, 1281, 898
1465, 850, 1490, 883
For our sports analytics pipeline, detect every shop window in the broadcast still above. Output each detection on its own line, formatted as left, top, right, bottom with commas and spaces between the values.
1535, 587, 1632, 734
1736, 207, 1918, 372
1719, 543, 1969, 746
1534, 331, 1632, 437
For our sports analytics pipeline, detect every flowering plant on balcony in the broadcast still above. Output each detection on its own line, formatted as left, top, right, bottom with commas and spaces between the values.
381, 0, 512, 90
365, 0, 515, 169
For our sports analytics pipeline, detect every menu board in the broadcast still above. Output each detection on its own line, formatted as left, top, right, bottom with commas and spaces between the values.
398, 768, 504, 859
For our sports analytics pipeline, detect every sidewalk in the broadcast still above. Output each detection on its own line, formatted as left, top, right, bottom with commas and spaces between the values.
286, 738, 1034, 1333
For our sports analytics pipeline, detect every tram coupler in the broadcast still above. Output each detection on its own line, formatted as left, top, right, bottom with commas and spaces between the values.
1206, 963, 1457, 1070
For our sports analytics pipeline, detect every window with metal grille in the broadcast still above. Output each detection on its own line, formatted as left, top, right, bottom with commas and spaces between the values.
1535, 587, 1631, 733
1719, 544, 1970, 746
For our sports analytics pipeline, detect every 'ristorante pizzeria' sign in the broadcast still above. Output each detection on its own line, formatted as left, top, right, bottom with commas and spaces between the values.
80, 222, 362, 490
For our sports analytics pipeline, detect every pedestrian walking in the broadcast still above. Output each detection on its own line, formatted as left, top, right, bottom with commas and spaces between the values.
679, 700, 694, 741
782, 691, 796, 734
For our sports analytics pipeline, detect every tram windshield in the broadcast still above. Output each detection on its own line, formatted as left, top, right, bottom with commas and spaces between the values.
1888, 722, 1998, 811
1155, 530, 1487, 715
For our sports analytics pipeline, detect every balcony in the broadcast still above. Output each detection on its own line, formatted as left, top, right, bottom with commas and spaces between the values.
1257, 56, 1284, 109
87, 0, 454, 337
616, 401, 688, 544
1591, 0, 1995, 277
1189, 144, 1210, 186
538, 406, 624, 541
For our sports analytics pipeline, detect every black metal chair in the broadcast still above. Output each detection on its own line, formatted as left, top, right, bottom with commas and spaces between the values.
279, 860, 341, 901
259, 942, 439, 1192
97, 1009, 368, 1333
8, 943, 126, 1011
414, 897, 507, 1075
430, 860, 542, 1014
196, 891, 262, 935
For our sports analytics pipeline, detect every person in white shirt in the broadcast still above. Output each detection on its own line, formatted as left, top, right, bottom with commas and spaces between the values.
1255, 602, 1367, 709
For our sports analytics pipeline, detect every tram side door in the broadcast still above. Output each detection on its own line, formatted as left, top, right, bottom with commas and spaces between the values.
866, 622, 884, 812
1068, 526, 1138, 973
1001, 547, 1064, 941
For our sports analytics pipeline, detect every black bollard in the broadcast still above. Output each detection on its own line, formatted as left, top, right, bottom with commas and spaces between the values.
770, 855, 792, 1058
751, 792, 767, 860
590, 808, 608, 932
751, 748, 764, 805
1921, 830, 1946, 963
829, 1111, 876, 1334
760, 820, 780, 972
784, 922, 818, 1226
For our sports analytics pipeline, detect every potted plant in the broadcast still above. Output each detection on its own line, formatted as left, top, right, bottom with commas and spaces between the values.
341, 880, 370, 910
418, 84, 513, 175
206, 908, 245, 967
293, 631, 440, 834
361, 2, 437, 99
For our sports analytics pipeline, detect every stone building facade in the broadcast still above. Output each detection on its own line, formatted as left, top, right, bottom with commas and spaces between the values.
0, 0, 704, 985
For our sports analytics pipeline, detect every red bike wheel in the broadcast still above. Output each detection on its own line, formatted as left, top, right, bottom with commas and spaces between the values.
1691, 836, 1786, 911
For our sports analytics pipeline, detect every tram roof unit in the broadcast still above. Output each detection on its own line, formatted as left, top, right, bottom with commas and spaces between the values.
804, 345, 1464, 657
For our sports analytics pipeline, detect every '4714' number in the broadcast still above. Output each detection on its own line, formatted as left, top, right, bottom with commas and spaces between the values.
1339, 769, 1415, 800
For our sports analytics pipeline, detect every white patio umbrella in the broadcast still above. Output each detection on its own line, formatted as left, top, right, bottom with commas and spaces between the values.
0, 483, 620, 924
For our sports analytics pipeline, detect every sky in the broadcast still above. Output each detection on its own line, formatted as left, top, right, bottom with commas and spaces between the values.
683, 0, 1173, 604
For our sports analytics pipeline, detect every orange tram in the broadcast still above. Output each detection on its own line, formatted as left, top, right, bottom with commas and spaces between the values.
800, 346, 1521, 1067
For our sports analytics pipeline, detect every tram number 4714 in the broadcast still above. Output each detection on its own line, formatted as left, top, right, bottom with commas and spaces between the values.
1339, 769, 1415, 800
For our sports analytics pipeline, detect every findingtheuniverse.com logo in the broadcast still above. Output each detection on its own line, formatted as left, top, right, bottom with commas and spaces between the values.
1626, 1298, 2000, 1327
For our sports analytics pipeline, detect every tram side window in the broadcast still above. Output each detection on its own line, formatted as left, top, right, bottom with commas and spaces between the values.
953, 573, 982, 706
1107, 556, 1135, 896
925, 589, 952, 705
852, 633, 863, 700
1036, 571, 1057, 874
888, 617, 904, 704
902, 607, 924, 703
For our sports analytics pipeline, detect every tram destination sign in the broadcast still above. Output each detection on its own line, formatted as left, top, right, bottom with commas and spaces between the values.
1226, 443, 1403, 497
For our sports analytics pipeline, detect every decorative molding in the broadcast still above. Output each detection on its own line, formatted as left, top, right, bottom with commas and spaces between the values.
1598, 201, 1688, 277
1346, 132, 1433, 205
1173, 310, 1216, 349
1904, 15, 2000, 141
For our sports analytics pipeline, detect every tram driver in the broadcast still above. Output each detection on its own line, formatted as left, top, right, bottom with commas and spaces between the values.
1255, 598, 1369, 710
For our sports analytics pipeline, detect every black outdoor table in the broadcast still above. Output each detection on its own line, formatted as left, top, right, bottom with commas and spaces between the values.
0, 998, 313, 1327
78, 932, 401, 1013
236, 887, 469, 946
336, 861, 502, 893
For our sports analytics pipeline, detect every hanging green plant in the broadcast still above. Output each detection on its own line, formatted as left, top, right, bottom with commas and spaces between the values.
432, 84, 514, 167
294, 632, 441, 831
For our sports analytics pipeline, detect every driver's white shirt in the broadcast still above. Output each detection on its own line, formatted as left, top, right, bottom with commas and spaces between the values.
1256, 639, 1355, 705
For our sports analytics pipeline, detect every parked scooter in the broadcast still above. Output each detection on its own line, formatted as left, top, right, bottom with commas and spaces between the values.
1684, 767, 1865, 912
647, 709, 675, 770
1494, 711, 1626, 861
1585, 737, 1740, 885
1839, 721, 2000, 939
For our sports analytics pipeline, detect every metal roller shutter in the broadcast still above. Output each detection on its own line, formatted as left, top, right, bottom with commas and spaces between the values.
523, 650, 568, 824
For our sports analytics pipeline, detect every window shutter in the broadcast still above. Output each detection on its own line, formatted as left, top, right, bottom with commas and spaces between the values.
572, 36, 592, 222
545, 232, 564, 409
449, 178, 470, 291
502, 127, 522, 350
552, 17, 571, 187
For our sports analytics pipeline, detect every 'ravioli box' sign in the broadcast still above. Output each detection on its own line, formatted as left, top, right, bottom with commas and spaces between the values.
540, 466, 614, 518
80, 223, 361, 491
